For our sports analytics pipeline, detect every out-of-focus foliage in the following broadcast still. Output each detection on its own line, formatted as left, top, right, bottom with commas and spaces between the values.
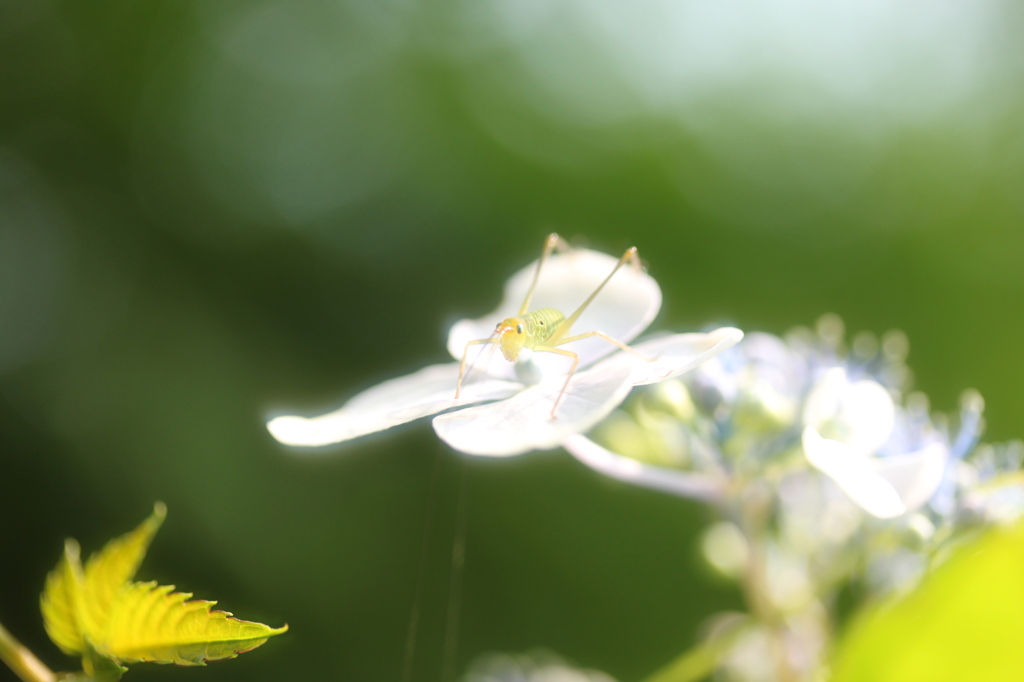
40, 504, 286, 680
830, 519, 1024, 682
42, 505, 167, 661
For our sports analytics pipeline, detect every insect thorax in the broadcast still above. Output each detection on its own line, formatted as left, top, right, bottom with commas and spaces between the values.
522, 308, 565, 347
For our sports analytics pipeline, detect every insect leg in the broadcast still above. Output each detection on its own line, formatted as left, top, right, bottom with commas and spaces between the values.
455, 337, 498, 399
548, 246, 643, 343
552, 330, 652, 362
517, 233, 572, 316
533, 346, 579, 419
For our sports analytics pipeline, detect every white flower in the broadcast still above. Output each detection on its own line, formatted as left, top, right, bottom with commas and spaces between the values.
801, 426, 947, 519
801, 368, 947, 519
563, 325, 954, 521
562, 432, 729, 502
267, 245, 743, 456
462, 651, 617, 682
562, 331, 802, 501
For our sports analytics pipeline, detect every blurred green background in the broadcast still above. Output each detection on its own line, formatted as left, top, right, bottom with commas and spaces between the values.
2, 1, 1022, 680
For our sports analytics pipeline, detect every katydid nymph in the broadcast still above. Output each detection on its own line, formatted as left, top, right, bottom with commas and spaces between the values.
454, 234, 652, 419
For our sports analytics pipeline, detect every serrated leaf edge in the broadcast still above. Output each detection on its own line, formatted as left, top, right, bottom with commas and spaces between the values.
95, 580, 287, 666
40, 539, 87, 656
39, 504, 287, 671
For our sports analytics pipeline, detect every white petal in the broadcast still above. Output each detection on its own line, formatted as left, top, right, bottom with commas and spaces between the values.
563, 434, 726, 503
607, 327, 745, 386
842, 379, 897, 452
447, 246, 662, 381
432, 361, 635, 457
804, 368, 895, 453
802, 426, 906, 518
871, 442, 948, 512
802, 367, 848, 429
267, 363, 522, 447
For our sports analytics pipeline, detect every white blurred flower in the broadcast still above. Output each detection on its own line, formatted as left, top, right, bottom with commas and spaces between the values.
563, 431, 729, 502
801, 367, 947, 519
267, 245, 742, 456
959, 439, 1024, 523
564, 330, 805, 498
801, 426, 946, 519
803, 367, 895, 452
559, 314, 1013, 682
462, 651, 617, 682
564, 318, 984, 528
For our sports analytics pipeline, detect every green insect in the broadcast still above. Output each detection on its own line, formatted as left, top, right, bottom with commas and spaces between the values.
454, 233, 650, 419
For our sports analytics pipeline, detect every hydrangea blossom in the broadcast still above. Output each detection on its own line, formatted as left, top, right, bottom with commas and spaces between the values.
462, 651, 616, 682
267, 244, 742, 456
565, 317, 985, 521
558, 315, 1020, 682
800, 366, 948, 519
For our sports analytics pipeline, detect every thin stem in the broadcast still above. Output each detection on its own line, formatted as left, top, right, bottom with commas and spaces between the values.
641, 615, 752, 682
441, 458, 470, 682
401, 449, 446, 682
0, 620, 56, 682
736, 484, 798, 682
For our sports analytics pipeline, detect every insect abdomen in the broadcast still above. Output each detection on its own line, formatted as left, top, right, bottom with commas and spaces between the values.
523, 308, 565, 347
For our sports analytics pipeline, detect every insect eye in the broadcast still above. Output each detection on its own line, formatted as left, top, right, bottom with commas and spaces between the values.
516, 324, 524, 334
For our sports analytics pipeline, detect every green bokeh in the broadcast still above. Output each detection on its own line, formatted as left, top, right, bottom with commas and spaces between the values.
831, 521, 1024, 682
2, 2, 1022, 681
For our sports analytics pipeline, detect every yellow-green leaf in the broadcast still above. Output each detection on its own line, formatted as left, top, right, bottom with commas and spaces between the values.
830, 520, 1024, 682
40, 539, 87, 656
39, 503, 287, 675
93, 581, 288, 666
82, 642, 128, 682
81, 502, 166, 635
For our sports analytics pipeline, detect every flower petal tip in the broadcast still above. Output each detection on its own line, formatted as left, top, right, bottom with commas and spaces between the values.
713, 327, 745, 346
625, 327, 746, 387
267, 415, 333, 447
